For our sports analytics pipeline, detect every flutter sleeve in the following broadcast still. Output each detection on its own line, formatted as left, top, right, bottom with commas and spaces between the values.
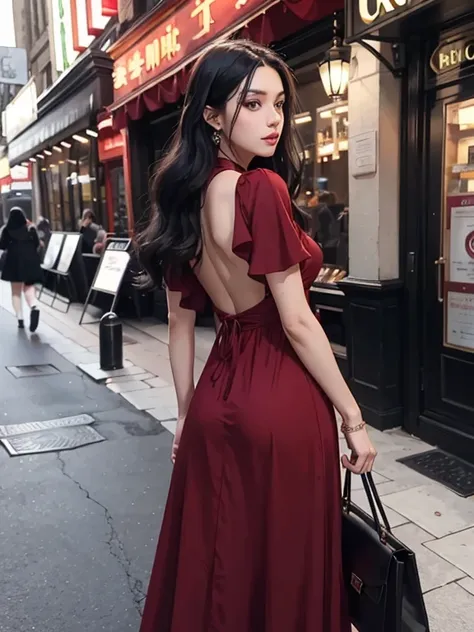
163, 262, 208, 312
233, 168, 311, 277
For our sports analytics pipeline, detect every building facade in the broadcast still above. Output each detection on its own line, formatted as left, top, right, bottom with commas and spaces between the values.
344, 0, 474, 462
12, 0, 55, 97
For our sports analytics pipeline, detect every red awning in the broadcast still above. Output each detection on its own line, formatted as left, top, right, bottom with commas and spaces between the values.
112, 0, 343, 129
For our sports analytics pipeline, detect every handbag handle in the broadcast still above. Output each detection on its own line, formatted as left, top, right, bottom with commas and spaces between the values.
343, 470, 392, 542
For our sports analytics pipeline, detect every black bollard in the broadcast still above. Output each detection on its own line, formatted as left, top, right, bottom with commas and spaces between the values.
99, 312, 123, 371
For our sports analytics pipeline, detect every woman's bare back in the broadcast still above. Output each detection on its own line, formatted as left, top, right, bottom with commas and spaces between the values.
194, 169, 267, 316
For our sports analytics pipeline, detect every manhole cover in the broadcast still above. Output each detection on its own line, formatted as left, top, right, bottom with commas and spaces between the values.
1, 425, 105, 456
6, 364, 60, 378
0, 414, 95, 438
398, 449, 474, 497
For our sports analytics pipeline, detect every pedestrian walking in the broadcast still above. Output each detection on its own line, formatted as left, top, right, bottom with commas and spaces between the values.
0, 207, 42, 331
136, 40, 377, 632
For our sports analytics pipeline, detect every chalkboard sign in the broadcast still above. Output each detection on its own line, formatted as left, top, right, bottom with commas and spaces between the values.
42, 232, 65, 270
79, 238, 132, 325
56, 233, 81, 274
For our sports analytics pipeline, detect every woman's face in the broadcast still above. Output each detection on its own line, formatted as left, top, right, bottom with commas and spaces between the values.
211, 65, 286, 167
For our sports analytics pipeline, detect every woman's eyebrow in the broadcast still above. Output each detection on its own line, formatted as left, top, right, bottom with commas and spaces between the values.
246, 89, 285, 97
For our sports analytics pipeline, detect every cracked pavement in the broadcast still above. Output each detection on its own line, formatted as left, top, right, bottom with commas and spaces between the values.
0, 307, 173, 631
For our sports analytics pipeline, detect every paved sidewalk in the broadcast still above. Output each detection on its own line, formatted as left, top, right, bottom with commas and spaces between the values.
1, 281, 474, 630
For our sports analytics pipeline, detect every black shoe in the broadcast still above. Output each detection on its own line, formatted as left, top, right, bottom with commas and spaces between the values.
30, 307, 40, 333
18, 319, 24, 329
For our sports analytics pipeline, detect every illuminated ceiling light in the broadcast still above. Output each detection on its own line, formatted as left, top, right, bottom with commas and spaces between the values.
36, 154, 44, 159
294, 113, 312, 125
21, 162, 29, 167
72, 134, 89, 143
86, 129, 98, 137
58, 160, 65, 164
41, 167, 47, 172
335, 105, 349, 114
44, 149, 53, 156
29, 157, 37, 163
319, 17, 350, 102
61, 141, 72, 148
53, 145, 63, 153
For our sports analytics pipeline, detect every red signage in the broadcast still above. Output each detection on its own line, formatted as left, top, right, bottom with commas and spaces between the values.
99, 130, 125, 162
110, 0, 277, 105
102, 0, 117, 15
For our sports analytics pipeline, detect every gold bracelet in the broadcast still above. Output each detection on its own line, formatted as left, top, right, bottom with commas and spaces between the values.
341, 420, 366, 434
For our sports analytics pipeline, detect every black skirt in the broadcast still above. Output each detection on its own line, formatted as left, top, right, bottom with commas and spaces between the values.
0, 226, 44, 285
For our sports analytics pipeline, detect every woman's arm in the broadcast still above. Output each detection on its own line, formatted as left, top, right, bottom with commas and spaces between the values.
0, 228, 9, 250
267, 265, 376, 474
167, 288, 196, 420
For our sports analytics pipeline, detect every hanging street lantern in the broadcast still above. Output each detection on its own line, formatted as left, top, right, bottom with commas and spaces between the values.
319, 16, 351, 101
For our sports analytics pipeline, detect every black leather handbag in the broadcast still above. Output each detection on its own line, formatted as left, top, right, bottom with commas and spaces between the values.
342, 471, 430, 632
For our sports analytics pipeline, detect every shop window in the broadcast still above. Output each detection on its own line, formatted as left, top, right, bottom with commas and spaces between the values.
110, 165, 129, 237
295, 76, 349, 286
294, 68, 349, 362
441, 98, 474, 354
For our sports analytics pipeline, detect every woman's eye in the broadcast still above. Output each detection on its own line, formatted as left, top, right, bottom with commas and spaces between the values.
245, 101, 260, 111
275, 101, 285, 110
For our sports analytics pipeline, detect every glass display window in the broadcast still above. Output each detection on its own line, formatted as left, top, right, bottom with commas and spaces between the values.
441, 97, 474, 354
294, 72, 349, 286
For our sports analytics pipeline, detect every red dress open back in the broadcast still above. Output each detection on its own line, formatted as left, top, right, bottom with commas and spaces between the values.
140, 159, 350, 632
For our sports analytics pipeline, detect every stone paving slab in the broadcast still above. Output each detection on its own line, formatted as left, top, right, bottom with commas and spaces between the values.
105, 372, 155, 384
423, 582, 474, 632
144, 376, 169, 388
382, 484, 474, 538
392, 523, 466, 592
107, 380, 151, 394
425, 528, 474, 579
458, 577, 474, 596
121, 386, 177, 410
146, 407, 177, 422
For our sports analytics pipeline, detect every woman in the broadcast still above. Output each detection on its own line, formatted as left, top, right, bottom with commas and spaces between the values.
79, 209, 100, 253
136, 40, 377, 632
0, 207, 41, 331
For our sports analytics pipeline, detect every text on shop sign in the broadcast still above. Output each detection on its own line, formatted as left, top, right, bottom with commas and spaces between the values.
430, 33, 474, 74
111, 0, 273, 102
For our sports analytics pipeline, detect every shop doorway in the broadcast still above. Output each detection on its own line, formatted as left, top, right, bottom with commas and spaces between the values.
419, 83, 474, 461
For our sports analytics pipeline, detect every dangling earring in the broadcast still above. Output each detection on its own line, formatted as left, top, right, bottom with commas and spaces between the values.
212, 130, 221, 147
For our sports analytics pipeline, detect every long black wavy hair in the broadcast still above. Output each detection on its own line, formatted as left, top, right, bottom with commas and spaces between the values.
136, 39, 306, 287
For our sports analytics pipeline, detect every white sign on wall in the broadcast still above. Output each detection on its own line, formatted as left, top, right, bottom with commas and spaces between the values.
4, 78, 37, 143
0, 47, 28, 86
350, 130, 378, 177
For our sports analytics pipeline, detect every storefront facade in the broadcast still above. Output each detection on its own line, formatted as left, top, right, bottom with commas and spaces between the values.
6, 47, 114, 232
109, 0, 352, 334
344, 0, 474, 461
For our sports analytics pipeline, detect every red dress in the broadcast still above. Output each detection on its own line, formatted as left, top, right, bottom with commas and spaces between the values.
140, 160, 350, 632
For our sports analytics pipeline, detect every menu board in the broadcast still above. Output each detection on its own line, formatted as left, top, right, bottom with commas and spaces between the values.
42, 232, 65, 270
445, 195, 474, 353
56, 233, 81, 274
92, 240, 131, 294
449, 202, 474, 284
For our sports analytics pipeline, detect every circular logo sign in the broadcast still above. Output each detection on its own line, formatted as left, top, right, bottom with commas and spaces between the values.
466, 231, 474, 259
